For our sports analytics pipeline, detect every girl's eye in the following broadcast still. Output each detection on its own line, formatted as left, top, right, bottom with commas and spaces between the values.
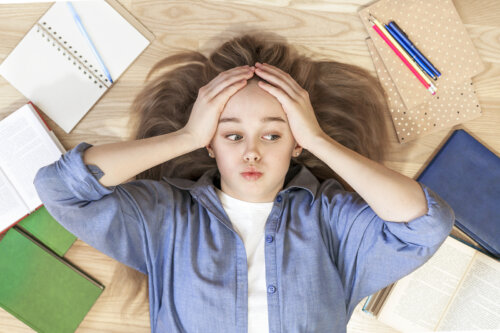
225, 134, 281, 141
263, 134, 281, 141
226, 134, 242, 141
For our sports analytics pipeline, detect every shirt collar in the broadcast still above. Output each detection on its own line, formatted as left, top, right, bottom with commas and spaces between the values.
161, 163, 320, 202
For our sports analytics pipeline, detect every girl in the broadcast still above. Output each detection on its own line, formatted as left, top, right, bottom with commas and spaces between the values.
34, 33, 454, 333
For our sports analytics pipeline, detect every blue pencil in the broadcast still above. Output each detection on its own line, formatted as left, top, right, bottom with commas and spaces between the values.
388, 21, 441, 78
66, 2, 113, 84
385, 24, 437, 80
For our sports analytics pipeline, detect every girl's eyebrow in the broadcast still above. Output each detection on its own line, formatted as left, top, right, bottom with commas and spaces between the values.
218, 116, 286, 124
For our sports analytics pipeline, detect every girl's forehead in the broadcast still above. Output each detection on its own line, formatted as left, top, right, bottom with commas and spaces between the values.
223, 83, 285, 120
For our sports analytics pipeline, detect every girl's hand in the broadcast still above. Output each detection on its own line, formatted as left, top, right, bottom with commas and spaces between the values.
253, 62, 325, 150
182, 65, 255, 148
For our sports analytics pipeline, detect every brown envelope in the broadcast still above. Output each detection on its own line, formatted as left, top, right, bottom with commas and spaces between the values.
366, 37, 481, 143
358, 0, 485, 111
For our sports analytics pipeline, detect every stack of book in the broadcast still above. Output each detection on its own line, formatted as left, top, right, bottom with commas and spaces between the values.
362, 128, 500, 331
0, 103, 104, 332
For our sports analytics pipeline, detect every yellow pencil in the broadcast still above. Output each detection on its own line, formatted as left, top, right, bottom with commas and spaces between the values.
369, 14, 437, 93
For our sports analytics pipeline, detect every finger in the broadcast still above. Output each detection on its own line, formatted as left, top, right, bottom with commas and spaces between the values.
254, 63, 302, 98
205, 65, 251, 95
205, 66, 254, 100
212, 78, 248, 108
258, 63, 297, 85
206, 69, 253, 100
256, 80, 294, 111
254, 66, 298, 100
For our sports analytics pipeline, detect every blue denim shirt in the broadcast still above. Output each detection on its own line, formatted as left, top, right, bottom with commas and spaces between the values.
33, 142, 455, 333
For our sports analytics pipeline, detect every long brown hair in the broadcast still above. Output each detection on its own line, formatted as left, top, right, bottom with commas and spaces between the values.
120, 31, 390, 311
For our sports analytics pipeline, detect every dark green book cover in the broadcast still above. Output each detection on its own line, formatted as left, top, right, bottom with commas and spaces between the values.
0, 227, 104, 333
17, 205, 76, 257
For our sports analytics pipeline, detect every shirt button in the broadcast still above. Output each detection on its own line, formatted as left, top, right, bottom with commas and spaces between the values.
266, 235, 274, 243
267, 285, 276, 294
276, 195, 282, 202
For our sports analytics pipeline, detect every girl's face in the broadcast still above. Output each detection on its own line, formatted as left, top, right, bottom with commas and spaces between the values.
206, 79, 302, 203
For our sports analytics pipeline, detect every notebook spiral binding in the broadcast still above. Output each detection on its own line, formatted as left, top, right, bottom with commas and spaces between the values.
35, 21, 111, 89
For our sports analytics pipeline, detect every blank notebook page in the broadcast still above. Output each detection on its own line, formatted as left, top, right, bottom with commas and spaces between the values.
0, 1, 150, 133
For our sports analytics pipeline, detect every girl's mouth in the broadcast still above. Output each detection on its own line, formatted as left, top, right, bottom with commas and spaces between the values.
241, 172, 263, 180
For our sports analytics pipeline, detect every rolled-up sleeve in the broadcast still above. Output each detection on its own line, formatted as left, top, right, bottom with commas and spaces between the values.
33, 142, 170, 275
322, 181, 455, 320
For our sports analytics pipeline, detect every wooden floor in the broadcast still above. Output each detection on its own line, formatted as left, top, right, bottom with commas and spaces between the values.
1, 0, 499, 332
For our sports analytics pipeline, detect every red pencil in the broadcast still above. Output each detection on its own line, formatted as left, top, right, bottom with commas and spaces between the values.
370, 18, 436, 95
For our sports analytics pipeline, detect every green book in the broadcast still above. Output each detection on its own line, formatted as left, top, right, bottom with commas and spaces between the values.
17, 206, 77, 257
0, 227, 104, 333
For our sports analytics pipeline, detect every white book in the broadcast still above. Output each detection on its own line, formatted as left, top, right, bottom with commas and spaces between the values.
0, 103, 66, 234
362, 235, 500, 332
0, 0, 153, 133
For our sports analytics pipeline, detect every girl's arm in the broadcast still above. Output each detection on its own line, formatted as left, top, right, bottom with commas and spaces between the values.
83, 129, 197, 188
308, 133, 428, 223
31, 66, 255, 274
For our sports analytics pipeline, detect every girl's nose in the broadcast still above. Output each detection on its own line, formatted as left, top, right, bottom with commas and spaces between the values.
244, 152, 260, 162
243, 143, 261, 162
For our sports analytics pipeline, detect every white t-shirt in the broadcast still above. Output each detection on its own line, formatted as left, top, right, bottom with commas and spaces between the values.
216, 188, 274, 333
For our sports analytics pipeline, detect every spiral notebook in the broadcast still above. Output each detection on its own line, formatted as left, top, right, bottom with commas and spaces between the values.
358, 0, 485, 143
0, 0, 154, 133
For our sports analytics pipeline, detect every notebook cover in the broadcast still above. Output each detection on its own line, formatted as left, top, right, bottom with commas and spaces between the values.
365, 37, 482, 143
358, 0, 485, 111
416, 129, 500, 258
17, 205, 76, 257
0, 227, 104, 333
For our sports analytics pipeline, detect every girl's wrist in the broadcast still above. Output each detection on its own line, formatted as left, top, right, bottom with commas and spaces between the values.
303, 131, 330, 153
176, 128, 203, 150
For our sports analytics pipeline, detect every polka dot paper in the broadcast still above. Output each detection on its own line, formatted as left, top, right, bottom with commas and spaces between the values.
358, 0, 485, 111
366, 37, 481, 143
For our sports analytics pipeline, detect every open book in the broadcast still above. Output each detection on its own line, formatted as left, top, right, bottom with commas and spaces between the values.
0, 102, 65, 234
362, 235, 500, 331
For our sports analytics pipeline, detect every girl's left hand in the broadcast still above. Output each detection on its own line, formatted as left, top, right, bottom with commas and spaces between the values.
253, 62, 325, 150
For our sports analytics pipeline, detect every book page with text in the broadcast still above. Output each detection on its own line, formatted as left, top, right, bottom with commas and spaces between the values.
0, 166, 29, 232
0, 105, 63, 212
377, 237, 475, 332
436, 253, 500, 330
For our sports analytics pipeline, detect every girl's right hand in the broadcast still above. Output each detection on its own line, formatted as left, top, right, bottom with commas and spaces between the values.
182, 65, 255, 149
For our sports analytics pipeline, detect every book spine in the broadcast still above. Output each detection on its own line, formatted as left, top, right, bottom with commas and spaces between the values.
28, 101, 51, 131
